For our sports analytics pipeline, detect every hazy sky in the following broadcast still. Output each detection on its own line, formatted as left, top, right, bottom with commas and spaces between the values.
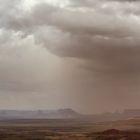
0, 0, 140, 113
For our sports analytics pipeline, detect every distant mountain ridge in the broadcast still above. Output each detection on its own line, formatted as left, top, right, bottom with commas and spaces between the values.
0, 109, 140, 122
0, 108, 82, 119
85, 109, 140, 122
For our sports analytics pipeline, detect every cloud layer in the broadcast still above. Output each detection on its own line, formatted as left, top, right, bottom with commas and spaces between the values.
0, 0, 140, 113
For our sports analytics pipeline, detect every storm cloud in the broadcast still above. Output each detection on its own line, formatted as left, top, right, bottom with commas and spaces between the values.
0, 0, 140, 113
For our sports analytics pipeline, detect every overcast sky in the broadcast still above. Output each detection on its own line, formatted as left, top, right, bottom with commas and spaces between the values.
0, 0, 140, 113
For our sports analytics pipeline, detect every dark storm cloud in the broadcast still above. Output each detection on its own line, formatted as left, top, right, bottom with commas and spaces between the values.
19, 1, 140, 77
1, 0, 140, 81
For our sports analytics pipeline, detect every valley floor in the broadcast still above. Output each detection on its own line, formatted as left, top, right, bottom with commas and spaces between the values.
0, 119, 139, 140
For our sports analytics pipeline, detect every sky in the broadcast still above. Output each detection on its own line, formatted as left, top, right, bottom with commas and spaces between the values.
0, 0, 140, 113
